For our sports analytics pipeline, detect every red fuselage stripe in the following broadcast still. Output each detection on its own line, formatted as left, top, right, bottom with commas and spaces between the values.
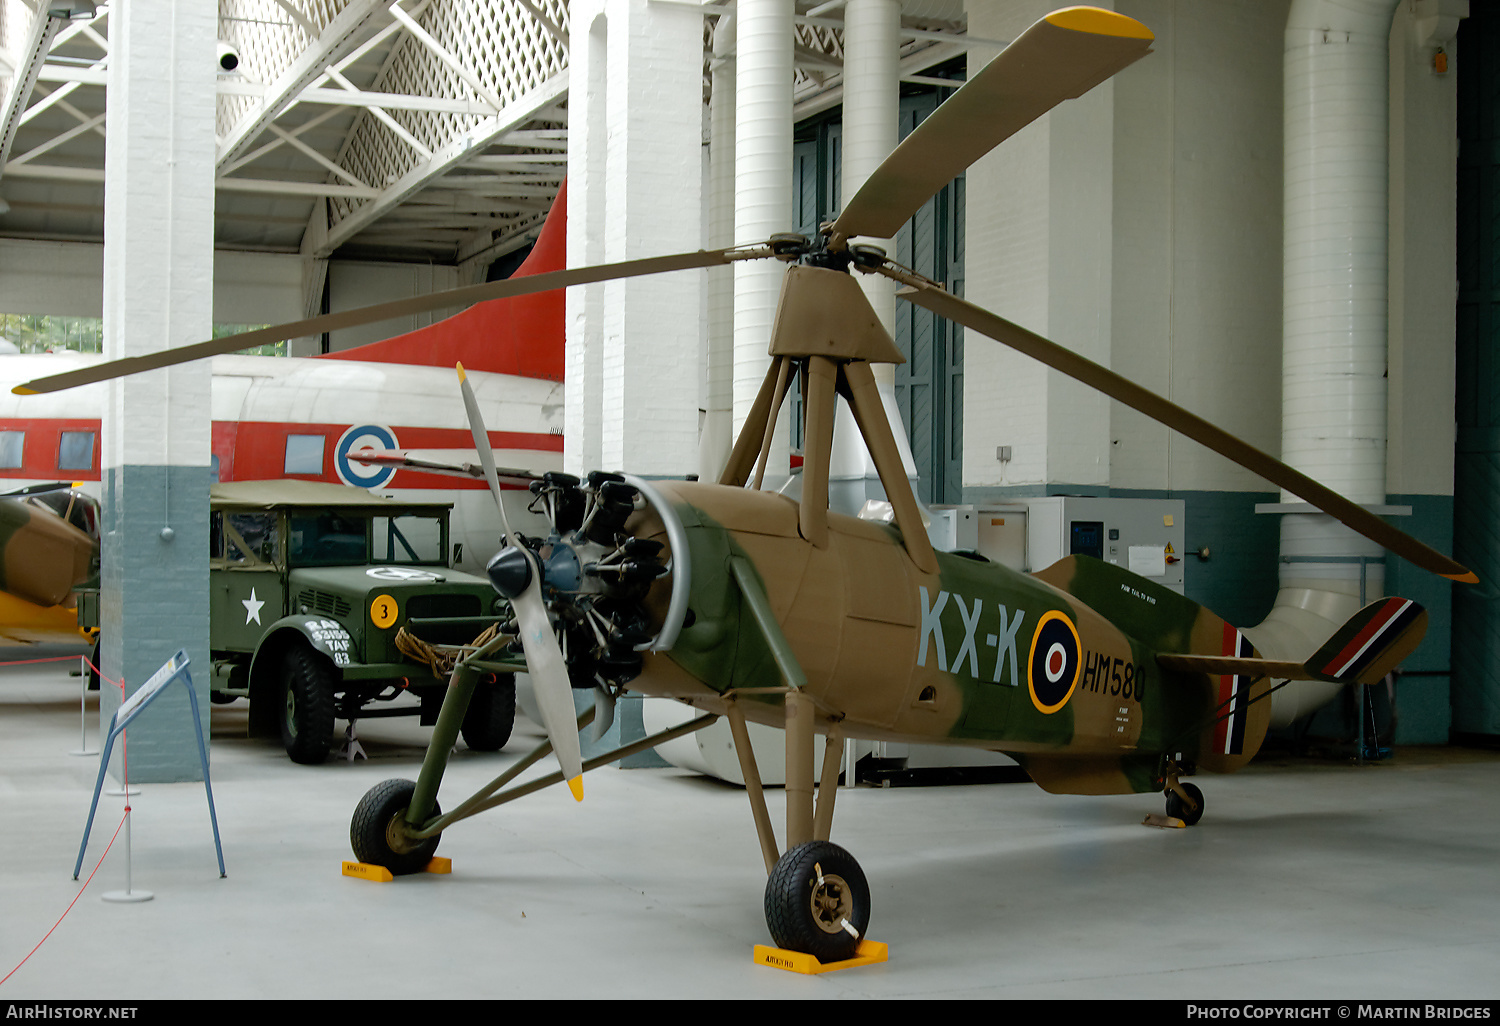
0, 419, 562, 488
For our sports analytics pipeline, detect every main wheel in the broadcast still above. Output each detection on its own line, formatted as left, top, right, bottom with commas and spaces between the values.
279, 644, 335, 765
461, 673, 517, 751
764, 840, 871, 964
350, 778, 442, 875
1166, 781, 1205, 826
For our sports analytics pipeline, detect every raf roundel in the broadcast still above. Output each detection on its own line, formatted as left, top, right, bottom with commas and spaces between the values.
335, 424, 399, 489
1027, 609, 1082, 714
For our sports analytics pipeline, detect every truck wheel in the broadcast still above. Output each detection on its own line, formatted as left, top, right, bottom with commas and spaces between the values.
350, 778, 441, 875
461, 673, 517, 751
279, 644, 335, 764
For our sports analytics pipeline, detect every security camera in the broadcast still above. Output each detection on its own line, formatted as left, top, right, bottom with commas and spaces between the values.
216, 41, 240, 74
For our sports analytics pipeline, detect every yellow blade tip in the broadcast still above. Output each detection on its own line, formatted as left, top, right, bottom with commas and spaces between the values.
1446, 570, 1480, 584
11, 386, 36, 395
1045, 6, 1154, 40
567, 776, 584, 802
455, 361, 467, 382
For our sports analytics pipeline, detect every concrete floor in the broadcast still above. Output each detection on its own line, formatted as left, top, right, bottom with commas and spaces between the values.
3, 645, 1499, 1001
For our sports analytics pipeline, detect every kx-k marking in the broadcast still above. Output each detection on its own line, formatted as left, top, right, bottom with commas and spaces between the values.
917, 587, 1026, 685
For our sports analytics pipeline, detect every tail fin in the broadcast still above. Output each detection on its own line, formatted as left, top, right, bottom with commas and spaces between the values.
1157, 597, 1427, 774
1157, 597, 1428, 687
1302, 597, 1428, 686
317, 180, 567, 381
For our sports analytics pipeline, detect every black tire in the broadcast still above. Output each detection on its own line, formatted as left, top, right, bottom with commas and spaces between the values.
279, 644, 335, 765
1166, 781, 1205, 826
350, 778, 442, 875
461, 673, 516, 751
87, 640, 100, 692
764, 840, 871, 964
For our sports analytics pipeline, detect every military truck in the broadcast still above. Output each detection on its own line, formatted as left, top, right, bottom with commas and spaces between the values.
81, 480, 518, 764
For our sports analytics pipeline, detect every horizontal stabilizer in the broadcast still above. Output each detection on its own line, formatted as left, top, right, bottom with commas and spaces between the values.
1157, 598, 1427, 687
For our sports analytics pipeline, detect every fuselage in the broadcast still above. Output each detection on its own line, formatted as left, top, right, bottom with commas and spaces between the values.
635, 482, 1206, 783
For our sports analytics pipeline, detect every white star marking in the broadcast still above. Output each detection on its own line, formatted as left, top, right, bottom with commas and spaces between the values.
243, 588, 265, 626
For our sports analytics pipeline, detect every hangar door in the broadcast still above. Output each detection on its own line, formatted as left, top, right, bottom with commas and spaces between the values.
1455, 6, 1500, 738
792, 86, 966, 505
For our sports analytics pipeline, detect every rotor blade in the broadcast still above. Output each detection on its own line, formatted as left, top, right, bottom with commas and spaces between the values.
828, 6, 1153, 244
891, 273, 1478, 583
348, 448, 542, 487
13, 246, 765, 396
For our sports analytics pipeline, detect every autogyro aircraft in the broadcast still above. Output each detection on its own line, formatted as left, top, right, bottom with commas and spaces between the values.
14, 7, 1474, 965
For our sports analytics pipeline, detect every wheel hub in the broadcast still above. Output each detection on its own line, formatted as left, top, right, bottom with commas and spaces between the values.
383, 810, 423, 855
809, 872, 854, 936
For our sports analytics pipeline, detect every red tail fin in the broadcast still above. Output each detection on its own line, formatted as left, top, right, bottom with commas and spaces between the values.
318, 181, 567, 381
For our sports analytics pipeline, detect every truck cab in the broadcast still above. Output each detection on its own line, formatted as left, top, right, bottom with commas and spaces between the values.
202, 481, 515, 763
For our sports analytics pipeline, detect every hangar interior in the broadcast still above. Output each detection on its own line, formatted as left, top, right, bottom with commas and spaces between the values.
0, 0, 1498, 1000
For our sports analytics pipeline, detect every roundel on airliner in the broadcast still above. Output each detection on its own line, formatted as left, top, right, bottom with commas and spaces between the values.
1027, 609, 1081, 714
335, 425, 398, 489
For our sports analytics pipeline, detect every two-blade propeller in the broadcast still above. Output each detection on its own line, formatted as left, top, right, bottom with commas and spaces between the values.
458, 363, 584, 801
9, 4, 1475, 591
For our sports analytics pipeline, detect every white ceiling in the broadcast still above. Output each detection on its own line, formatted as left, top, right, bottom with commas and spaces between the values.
0, 0, 972, 269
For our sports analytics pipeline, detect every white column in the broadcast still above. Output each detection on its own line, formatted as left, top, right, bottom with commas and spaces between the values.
99, 0, 215, 782
701, 14, 737, 483
568, 0, 702, 477
830, 0, 920, 507
733, 0, 793, 475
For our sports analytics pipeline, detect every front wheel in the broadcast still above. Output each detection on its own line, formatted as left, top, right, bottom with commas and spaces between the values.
764, 841, 871, 964
461, 673, 516, 751
350, 778, 442, 875
279, 644, 335, 764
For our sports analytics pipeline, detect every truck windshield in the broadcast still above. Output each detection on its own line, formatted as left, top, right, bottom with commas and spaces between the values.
214, 511, 280, 565
287, 513, 369, 566
372, 514, 447, 565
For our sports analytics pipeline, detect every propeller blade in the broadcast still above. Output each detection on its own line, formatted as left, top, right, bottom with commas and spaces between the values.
828, 6, 1153, 244
459, 363, 584, 799
891, 272, 1478, 583
13, 246, 765, 396
512, 564, 586, 801
458, 362, 515, 539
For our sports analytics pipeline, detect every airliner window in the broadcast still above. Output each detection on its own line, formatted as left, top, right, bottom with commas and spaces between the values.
284, 434, 325, 475
59, 431, 94, 470
0, 431, 23, 469
372, 514, 446, 565
288, 513, 369, 566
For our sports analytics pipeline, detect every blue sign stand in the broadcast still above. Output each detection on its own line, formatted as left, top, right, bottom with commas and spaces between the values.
74, 649, 226, 881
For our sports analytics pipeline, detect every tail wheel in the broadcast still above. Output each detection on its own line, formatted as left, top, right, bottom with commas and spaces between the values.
764, 841, 871, 964
1166, 781, 1205, 826
350, 778, 442, 875
279, 643, 335, 765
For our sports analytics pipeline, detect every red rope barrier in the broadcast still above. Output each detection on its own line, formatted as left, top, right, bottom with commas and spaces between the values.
0, 809, 129, 988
